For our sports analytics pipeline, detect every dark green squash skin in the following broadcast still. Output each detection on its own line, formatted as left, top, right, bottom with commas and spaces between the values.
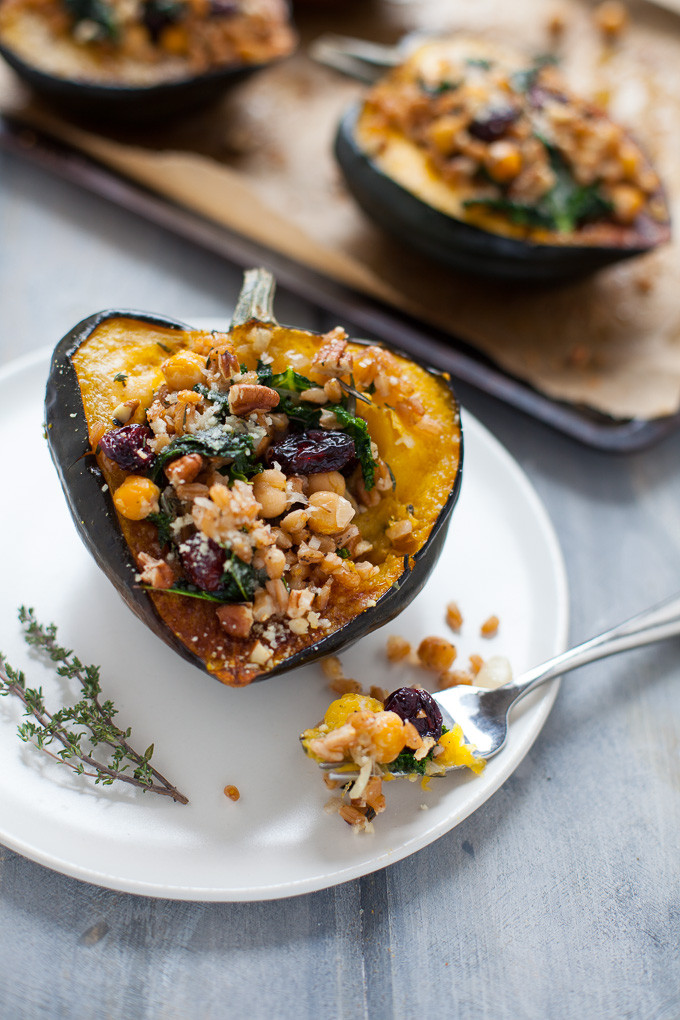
335, 104, 670, 283
0, 41, 277, 121
45, 307, 463, 685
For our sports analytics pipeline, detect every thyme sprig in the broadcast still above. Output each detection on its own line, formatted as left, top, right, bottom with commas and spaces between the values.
0, 608, 188, 804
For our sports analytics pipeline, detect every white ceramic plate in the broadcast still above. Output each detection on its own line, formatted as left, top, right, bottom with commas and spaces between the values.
0, 345, 568, 901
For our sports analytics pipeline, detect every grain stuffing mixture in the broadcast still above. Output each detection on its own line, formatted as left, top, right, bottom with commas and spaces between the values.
357, 37, 668, 244
92, 325, 429, 663
302, 687, 484, 832
0, 0, 295, 83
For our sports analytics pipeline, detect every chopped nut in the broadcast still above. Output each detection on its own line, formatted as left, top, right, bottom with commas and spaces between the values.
253, 589, 276, 622
216, 604, 254, 639
480, 615, 500, 638
300, 387, 328, 405
112, 399, 140, 425
469, 654, 484, 675
438, 670, 473, 689
339, 804, 368, 826
386, 519, 418, 553
164, 453, 204, 485
386, 635, 411, 662
287, 588, 315, 619
249, 641, 271, 665
329, 677, 363, 695
313, 328, 352, 377
418, 636, 457, 672
321, 656, 344, 680
228, 383, 280, 416
445, 602, 463, 632
137, 552, 174, 589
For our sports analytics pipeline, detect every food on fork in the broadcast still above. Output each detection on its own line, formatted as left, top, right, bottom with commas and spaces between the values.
302, 687, 484, 831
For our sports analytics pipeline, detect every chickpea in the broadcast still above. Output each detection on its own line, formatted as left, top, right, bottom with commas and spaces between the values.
307, 491, 355, 535
308, 471, 345, 496
446, 601, 464, 632
113, 476, 160, 521
350, 710, 407, 764
417, 635, 457, 672
252, 469, 287, 519
386, 635, 411, 662
484, 141, 523, 184
161, 350, 205, 391
281, 508, 309, 534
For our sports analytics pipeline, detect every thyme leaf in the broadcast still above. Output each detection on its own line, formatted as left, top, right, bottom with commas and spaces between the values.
0, 608, 188, 803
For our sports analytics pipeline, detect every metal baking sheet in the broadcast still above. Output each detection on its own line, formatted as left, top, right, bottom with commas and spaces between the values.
1, 113, 677, 452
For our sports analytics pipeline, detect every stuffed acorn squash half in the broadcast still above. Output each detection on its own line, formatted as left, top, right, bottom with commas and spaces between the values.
45, 269, 462, 686
0, 0, 296, 119
335, 36, 670, 281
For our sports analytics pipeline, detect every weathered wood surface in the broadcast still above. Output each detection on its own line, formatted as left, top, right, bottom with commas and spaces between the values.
0, 152, 678, 1020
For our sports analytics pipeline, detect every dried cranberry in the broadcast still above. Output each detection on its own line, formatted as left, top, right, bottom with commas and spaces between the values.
209, 0, 238, 16
469, 106, 520, 142
383, 688, 443, 742
99, 425, 156, 473
266, 430, 356, 475
179, 533, 226, 592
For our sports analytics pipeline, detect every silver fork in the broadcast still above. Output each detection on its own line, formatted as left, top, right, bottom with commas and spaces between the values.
316, 592, 680, 781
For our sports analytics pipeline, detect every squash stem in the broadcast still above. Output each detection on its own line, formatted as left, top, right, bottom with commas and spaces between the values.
232, 268, 278, 327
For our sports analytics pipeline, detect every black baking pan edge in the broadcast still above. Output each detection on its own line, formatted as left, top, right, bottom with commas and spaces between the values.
1, 113, 677, 452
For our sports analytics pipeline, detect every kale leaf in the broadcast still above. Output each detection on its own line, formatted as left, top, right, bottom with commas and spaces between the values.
64, 0, 117, 37
328, 405, 375, 490
151, 426, 259, 482
463, 147, 612, 234
509, 53, 559, 94
257, 364, 316, 394
387, 726, 450, 776
147, 511, 173, 547
256, 361, 376, 488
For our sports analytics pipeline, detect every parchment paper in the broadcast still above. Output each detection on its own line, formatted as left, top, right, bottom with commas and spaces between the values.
2, 0, 680, 420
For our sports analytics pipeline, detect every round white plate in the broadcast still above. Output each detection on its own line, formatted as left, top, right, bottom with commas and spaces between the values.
0, 346, 568, 901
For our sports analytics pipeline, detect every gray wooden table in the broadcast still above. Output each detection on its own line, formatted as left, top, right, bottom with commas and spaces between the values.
0, 149, 678, 1020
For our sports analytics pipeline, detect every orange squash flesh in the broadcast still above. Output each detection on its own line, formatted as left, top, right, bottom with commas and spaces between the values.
70, 314, 461, 686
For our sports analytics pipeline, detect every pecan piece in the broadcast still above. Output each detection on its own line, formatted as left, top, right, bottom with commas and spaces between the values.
137, 552, 174, 589
313, 327, 352, 377
228, 383, 280, 416
164, 453, 204, 485
216, 603, 254, 638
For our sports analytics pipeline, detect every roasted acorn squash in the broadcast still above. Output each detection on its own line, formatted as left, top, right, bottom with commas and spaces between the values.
335, 36, 670, 281
0, 0, 296, 120
45, 269, 462, 686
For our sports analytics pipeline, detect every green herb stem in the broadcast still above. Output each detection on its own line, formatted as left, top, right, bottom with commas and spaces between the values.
0, 609, 188, 805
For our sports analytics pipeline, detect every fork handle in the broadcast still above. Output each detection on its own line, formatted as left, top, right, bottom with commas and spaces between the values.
308, 34, 401, 83
501, 591, 680, 708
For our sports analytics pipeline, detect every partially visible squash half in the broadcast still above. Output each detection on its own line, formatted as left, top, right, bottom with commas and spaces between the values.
335, 37, 670, 281
45, 269, 463, 686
